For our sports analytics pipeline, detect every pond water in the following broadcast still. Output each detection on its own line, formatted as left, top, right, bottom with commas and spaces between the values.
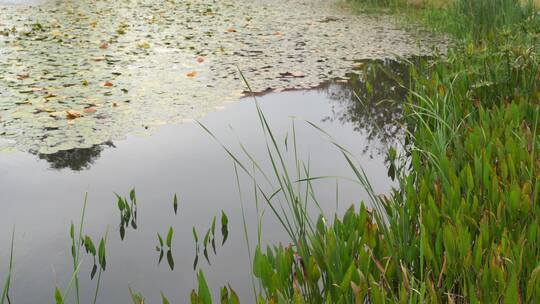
0, 0, 440, 301
0, 0, 443, 154
0, 58, 412, 302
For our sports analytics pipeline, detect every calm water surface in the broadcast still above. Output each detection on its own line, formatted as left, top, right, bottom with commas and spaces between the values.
0, 61, 409, 303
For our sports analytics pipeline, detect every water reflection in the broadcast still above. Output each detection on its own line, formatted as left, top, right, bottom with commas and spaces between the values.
33, 59, 411, 171
33, 141, 115, 170
321, 59, 412, 157
0, 85, 396, 303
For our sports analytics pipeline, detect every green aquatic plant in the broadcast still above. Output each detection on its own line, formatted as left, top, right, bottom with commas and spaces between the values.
191, 2, 540, 301
2, 1, 540, 303
198, 65, 396, 302
450, 0, 535, 40
55, 193, 108, 304
191, 212, 230, 271
115, 189, 139, 240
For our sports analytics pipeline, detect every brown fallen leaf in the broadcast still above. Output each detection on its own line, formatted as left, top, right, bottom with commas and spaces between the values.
103, 81, 113, 87
99, 42, 108, 49
274, 31, 281, 36
90, 20, 97, 28
112, 102, 118, 107
226, 28, 236, 33
83, 107, 96, 114
16, 73, 29, 80
186, 71, 198, 78
66, 110, 81, 119
92, 56, 105, 62
196, 56, 205, 63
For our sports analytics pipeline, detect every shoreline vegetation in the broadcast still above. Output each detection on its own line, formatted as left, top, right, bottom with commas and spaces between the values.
202, 0, 540, 303
2, 0, 540, 303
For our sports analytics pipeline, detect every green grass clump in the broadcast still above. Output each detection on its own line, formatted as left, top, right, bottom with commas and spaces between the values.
351, 0, 536, 41
451, 0, 535, 40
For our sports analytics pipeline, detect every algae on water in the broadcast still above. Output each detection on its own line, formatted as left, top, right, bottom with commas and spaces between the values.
0, 0, 444, 154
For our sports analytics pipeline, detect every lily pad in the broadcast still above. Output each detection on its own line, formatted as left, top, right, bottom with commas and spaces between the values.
0, 0, 446, 154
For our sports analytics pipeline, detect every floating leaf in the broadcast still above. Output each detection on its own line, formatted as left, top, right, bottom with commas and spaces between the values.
137, 40, 150, 49
0, 0, 443, 155
66, 110, 81, 120
83, 107, 96, 114
186, 71, 198, 78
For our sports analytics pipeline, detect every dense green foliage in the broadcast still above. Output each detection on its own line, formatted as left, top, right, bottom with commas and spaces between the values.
191, 1, 540, 303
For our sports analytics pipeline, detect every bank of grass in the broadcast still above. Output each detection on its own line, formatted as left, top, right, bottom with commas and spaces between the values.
190, 0, 540, 303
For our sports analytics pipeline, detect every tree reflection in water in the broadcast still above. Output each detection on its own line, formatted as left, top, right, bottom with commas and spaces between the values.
33, 141, 115, 171
320, 58, 416, 157
31, 59, 416, 170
